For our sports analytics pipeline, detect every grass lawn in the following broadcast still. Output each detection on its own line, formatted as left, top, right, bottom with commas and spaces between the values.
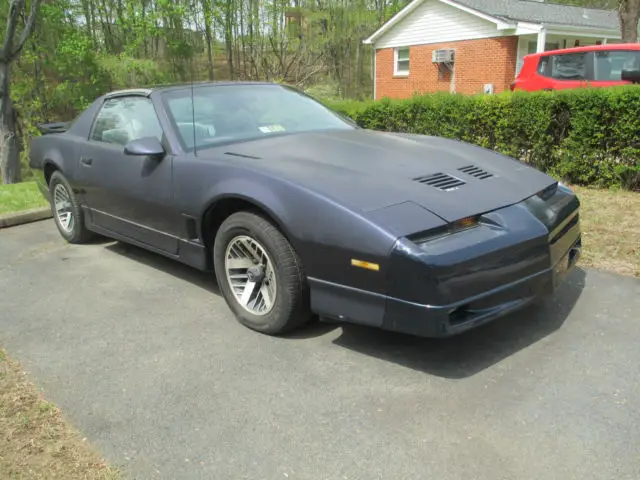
0, 348, 120, 479
0, 181, 49, 215
572, 186, 640, 278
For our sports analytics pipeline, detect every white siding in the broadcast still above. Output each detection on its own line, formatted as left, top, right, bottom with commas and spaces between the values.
375, 0, 503, 49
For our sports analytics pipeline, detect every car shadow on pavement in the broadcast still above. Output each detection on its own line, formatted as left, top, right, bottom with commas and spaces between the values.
105, 241, 221, 295
105, 240, 586, 379
329, 268, 587, 379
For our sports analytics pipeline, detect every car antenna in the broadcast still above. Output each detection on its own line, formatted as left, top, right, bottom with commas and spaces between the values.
190, 74, 197, 157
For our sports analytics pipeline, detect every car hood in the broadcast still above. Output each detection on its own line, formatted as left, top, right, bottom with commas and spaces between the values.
219, 129, 556, 223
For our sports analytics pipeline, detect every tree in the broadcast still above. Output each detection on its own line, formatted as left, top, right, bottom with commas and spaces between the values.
618, 0, 640, 42
0, 0, 42, 184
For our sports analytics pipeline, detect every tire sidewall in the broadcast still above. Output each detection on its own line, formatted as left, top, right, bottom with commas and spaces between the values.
49, 172, 86, 243
213, 215, 297, 334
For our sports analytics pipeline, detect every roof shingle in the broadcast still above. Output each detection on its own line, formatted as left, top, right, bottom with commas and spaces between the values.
455, 0, 619, 29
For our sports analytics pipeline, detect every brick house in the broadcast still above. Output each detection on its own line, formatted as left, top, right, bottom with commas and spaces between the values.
364, 0, 625, 99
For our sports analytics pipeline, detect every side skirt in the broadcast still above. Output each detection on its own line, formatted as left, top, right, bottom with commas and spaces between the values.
83, 207, 209, 271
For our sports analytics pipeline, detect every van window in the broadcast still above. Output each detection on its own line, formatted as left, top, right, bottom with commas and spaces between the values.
537, 57, 549, 75
594, 50, 640, 81
550, 53, 586, 80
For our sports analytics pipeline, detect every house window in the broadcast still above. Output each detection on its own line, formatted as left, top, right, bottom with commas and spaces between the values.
527, 41, 559, 54
394, 47, 410, 76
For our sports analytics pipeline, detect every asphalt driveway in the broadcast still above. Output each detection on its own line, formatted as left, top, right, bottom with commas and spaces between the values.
1, 220, 639, 480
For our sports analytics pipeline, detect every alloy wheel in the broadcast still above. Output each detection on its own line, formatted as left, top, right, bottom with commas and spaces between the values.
224, 235, 277, 315
53, 183, 74, 232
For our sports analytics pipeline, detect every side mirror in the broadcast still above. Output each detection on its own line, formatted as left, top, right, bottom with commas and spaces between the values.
124, 136, 165, 158
621, 69, 640, 84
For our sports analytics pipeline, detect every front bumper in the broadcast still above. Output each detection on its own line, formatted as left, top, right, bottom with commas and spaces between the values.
380, 184, 582, 337
309, 184, 582, 338
383, 235, 581, 337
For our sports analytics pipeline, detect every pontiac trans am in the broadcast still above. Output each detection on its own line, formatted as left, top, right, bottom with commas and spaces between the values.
29, 82, 581, 337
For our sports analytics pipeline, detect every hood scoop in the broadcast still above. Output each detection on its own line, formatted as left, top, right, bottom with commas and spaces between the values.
414, 172, 465, 192
458, 165, 494, 180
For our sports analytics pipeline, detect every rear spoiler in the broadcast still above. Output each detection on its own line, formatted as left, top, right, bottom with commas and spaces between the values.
38, 121, 70, 135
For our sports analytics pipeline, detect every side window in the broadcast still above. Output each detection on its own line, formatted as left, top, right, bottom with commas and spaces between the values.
90, 97, 163, 146
550, 53, 586, 80
594, 50, 640, 81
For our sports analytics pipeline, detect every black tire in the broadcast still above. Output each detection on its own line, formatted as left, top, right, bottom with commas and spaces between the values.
48, 171, 93, 244
213, 211, 311, 335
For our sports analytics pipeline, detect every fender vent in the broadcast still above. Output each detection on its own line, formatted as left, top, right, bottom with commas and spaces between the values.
414, 173, 465, 191
458, 165, 494, 179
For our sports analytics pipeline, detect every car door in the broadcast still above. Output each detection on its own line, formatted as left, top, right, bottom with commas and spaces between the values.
76, 95, 182, 254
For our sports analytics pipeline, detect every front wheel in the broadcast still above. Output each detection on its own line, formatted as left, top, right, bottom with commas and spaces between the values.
213, 211, 311, 335
48, 171, 93, 244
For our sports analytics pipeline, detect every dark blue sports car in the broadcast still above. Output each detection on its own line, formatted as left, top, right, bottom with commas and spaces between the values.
29, 82, 581, 337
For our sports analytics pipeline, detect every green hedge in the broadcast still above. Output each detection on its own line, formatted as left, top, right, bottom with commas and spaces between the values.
327, 87, 640, 190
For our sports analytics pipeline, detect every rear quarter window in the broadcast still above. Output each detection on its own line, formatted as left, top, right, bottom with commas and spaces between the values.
537, 57, 549, 75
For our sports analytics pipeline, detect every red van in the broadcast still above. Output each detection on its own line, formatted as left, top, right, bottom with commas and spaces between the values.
511, 43, 640, 92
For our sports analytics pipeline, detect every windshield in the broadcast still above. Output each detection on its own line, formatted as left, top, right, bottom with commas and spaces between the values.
162, 84, 354, 150
594, 50, 640, 81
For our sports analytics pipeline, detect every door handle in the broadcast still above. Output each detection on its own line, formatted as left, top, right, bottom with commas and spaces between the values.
80, 157, 93, 166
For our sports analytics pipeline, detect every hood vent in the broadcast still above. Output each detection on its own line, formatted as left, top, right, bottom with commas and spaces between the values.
458, 165, 494, 180
414, 172, 465, 191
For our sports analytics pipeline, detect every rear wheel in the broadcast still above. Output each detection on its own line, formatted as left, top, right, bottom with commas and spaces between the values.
213, 211, 311, 335
48, 171, 93, 244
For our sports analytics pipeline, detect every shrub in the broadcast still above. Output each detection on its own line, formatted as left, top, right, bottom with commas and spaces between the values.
327, 87, 640, 190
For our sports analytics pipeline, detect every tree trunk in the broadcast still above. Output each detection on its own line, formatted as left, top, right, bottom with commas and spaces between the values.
619, 0, 640, 43
0, 62, 21, 184
355, 40, 363, 97
225, 0, 235, 80
345, 40, 352, 98
204, 13, 214, 80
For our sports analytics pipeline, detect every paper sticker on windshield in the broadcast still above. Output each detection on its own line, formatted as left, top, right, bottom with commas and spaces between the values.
259, 125, 286, 133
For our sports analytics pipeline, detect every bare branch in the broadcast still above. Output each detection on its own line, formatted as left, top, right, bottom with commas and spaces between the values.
9, 0, 42, 61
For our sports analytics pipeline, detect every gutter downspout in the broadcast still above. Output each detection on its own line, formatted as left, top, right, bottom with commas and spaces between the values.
372, 47, 377, 100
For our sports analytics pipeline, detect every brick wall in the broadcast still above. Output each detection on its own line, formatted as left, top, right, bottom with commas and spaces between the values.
375, 36, 519, 99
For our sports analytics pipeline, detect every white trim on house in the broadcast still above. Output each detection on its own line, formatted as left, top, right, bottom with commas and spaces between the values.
369, 0, 511, 50
364, 0, 513, 45
364, 0, 622, 47
363, 0, 428, 45
515, 22, 544, 35
545, 25, 620, 39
